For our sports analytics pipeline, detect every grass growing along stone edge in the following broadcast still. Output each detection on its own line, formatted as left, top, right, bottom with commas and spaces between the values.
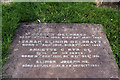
0, 2, 2, 79
0, 2, 120, 70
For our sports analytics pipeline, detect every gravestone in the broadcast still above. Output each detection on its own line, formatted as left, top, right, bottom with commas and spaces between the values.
2, 23, 118, 78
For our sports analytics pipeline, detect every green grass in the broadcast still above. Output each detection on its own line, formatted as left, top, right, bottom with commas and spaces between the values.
2, 2, 120, 68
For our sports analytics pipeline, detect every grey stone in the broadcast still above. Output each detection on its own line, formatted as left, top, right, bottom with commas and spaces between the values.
2, 23, 118, 78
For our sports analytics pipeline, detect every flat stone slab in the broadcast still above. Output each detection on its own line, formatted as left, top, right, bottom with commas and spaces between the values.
2, 23, 118, 78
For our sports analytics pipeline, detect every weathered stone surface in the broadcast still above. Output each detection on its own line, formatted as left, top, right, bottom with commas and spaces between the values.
2, 23, 118, 78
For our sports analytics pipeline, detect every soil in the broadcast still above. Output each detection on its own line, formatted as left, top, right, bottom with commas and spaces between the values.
102, 2, 120, 10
